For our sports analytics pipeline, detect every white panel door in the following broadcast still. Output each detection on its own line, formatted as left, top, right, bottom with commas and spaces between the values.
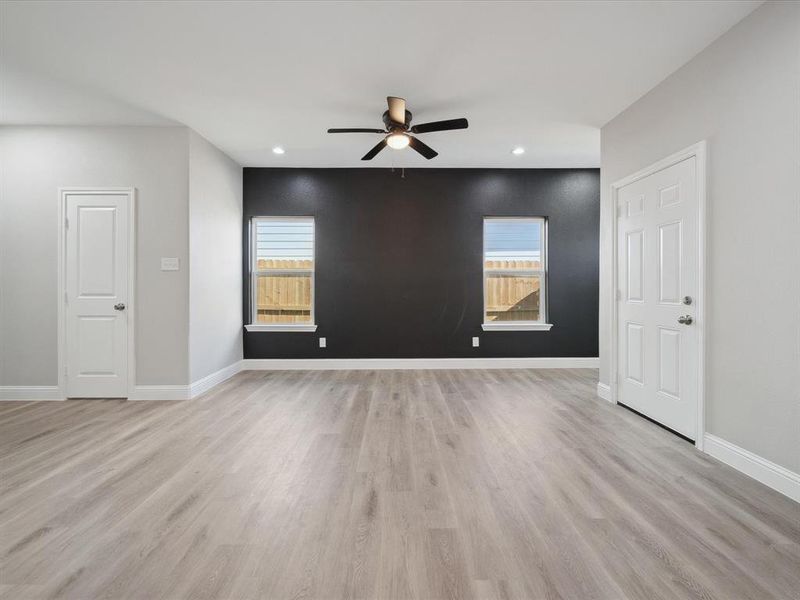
65, 192, 130, 397
616, 157, 698, 439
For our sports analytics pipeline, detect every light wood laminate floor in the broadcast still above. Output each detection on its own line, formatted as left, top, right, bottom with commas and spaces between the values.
1, 369, 798, 599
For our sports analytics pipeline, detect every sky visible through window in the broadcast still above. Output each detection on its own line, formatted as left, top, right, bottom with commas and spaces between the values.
484, 220, 541, 262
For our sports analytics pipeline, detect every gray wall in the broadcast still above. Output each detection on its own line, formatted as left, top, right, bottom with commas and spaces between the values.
599, 1, 800, 471
0, 126, 191, 386
189, 131, 243, 381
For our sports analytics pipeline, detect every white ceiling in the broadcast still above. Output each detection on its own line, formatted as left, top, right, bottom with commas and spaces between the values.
1, 1, 761, 167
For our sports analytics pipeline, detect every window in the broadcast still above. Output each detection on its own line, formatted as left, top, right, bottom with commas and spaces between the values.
482, 217, 552, 331
246, 217, 316, 332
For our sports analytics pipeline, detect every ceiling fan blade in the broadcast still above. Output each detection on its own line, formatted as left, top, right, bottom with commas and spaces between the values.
361, 139, 387, 160
387, 96, 406, 124
410, 118, 469, 134
408, 136, 438, 160
327, 128, 386, 133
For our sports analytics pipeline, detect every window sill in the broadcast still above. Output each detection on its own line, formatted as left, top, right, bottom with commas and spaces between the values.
245, 324, 318, 333
481, 322, 553, 332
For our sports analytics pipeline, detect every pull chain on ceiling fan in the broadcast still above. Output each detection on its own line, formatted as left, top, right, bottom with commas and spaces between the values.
328, 96, 469, 160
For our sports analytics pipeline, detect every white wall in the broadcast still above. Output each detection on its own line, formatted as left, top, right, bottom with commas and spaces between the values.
599, 1, 800, 471
188, 131, 242, 382
0, 126, 191, 386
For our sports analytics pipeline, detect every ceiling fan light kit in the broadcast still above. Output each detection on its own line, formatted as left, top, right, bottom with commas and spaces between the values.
386, 133, 410, 149
327, 96, 469, 161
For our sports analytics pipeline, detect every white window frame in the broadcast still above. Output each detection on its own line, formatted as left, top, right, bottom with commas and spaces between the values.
482, 216, 553, 332
245, 216, 317, 332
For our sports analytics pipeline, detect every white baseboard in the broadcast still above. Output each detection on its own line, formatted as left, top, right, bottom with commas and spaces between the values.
130, 361, 243, 401
596, 382, 612, 402
189, 361, 242, 398
0, 386, 64, 401
1, 384, 194, 401
704, 434, 800, 503
129, 385, 190, 401
3, 358, 596, 401
241, 357, 598, 370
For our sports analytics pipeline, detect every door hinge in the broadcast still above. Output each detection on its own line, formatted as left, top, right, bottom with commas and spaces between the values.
65, 217, 69, 229
64, 291, 68, 304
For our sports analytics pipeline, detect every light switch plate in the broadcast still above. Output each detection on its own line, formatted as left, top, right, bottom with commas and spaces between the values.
161, 257, 180, 271
472, 337, 480, 347
319, 337, 327, 348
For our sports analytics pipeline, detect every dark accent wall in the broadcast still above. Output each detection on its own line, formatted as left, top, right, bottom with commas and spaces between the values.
243, 168, 599, 359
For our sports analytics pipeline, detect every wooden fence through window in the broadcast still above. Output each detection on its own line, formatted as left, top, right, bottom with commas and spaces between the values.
254, 259, 541, 323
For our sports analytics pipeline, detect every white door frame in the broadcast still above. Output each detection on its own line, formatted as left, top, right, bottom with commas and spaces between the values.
57, 188, 137, 399
609, 142, 707, 450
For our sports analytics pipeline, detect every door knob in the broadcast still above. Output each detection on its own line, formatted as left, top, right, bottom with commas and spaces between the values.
114, 303, 126, 311
677, 315, 693, 325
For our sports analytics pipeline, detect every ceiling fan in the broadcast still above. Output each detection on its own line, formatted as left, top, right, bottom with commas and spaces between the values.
327, 96, 468, 161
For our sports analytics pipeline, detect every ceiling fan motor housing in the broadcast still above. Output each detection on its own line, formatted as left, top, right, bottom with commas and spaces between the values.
382, 109, 412, 130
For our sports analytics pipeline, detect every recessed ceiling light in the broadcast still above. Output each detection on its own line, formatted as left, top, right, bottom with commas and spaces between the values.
511, 147, 525, 155
272, 146, 285, 155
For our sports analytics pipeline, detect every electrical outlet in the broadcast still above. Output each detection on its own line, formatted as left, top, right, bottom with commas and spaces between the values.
472, 337, 480, 348
319, 337, 327, 348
